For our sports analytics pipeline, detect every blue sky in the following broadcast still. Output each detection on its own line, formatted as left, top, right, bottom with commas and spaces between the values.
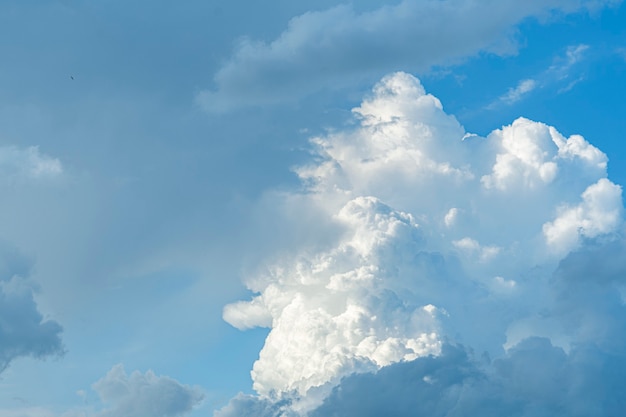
1, 1, 626, 416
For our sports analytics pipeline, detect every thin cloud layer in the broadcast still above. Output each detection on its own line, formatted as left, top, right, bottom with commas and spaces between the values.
218, 72, 624, 415
497, 79, 537, 105
0, 145, 62, 182
198, 0, 618, 111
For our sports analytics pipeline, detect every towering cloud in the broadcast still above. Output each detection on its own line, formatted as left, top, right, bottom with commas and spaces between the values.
218, 72, 624, 416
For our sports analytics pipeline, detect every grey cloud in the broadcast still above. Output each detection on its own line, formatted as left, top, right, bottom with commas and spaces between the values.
0, 283, 64, 373
92, 364, 204, 417
215, 338, 626, 416
542, 239, 626, 352
198, 0, 616, 111
311, 337, 626, 417
0, 251, 64, 374
214, 394, 296, 417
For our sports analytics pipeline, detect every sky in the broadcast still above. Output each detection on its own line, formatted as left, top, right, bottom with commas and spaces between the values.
1, 0, 626, 416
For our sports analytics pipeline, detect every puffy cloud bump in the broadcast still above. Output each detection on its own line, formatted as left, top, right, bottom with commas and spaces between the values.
93, 364, 204, 417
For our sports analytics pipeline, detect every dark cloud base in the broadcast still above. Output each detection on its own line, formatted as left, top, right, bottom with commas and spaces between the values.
313, 339, 626, 417
217, 241, 626, 417
219, 338, 626, 417
0, 249, 64, 374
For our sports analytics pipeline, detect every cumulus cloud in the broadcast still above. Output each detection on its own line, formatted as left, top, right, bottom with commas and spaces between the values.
0, 251, 64, 374
236, 196, 443, 397
0, 365, 205, 417
198, 0, 617, 111
218, 72, 625, 415
543, 178, 622, 255
92, 364, 204, 417
310, 240, 626, 417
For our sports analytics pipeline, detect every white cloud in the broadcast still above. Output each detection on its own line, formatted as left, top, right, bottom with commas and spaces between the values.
452, 237, 501, 262
481, 117, 608, 191
543, 178, 623, 255
443, 207, 460, 228
220, 72, 625, 415
223, 298, 272, 330
481, 118, 560, 190
198, 0, 614, 111
238, 196, 443, 396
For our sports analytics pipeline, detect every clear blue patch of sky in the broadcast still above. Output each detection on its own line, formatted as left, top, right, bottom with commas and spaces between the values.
422, 3, 626, 184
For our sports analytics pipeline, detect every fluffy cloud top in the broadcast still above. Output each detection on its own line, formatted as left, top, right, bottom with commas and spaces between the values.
198, 0, 618, 111
92, 364, 204, 417
219, 72, 624, 415
241, 196, 443, 396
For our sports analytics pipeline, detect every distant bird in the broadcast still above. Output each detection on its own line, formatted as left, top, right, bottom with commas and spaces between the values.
70, 75, 74, 80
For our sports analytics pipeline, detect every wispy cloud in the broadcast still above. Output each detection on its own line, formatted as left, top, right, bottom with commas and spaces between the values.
0, 145, 62, 183
498, 78, 538, 105
489, 43, 590, 108
548, 44, 590, 79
